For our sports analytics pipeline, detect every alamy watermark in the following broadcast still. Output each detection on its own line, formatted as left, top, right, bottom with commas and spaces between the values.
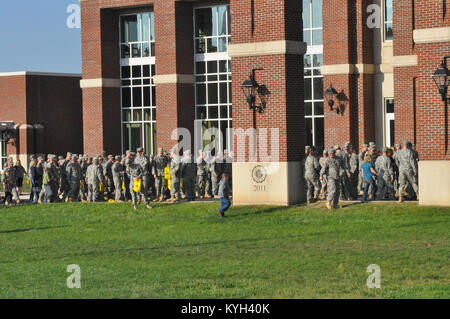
66, 4, 81, 29
366, 264, 381, 289
67, 264, 81, 288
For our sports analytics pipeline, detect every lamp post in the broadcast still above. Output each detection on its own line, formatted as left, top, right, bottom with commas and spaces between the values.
241, 70, 270, 113
432, 57, 450, 102
324, 84, 338, 112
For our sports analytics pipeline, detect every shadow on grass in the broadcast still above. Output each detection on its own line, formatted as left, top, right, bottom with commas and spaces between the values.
0, 225, 67, 234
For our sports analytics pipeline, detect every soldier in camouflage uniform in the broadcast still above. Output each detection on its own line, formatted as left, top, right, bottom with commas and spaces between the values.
3, 161, 20, 204
347, 144, 359, 200
357, 144, 368, 194
396, 141, 419, 202
103, 155, 114, 200
335, 145, 351, 200
135, 147, 151, 205
319, 149, 328, 199
204, 151, 213, 198
59, 153, 71, 202
210, 152, 223, 198
304, 146, 320, 204
196, 150, 208, 198
152, 148, 168, 202
121, 151, 132, 201
168, 148, 182, 202
66, 155, 82, 202
49, 155, 60, 202
375, 147, 394, 200
86, 157, 104, 203
112, 156, 124, 202
181, 150, 196, 201
320, 148, 346, 210
79, 155, 90, 202
126, 157, 152, 210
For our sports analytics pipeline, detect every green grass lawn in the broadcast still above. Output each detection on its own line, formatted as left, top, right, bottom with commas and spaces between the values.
0, 200, 448, 298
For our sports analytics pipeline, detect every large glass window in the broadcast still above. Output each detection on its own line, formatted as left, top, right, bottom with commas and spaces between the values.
384, 0, 393, 41
120, 12, 155, 59
303, 0, 324, 149
304, 53, 324, 150
120, 12, 156, 154
194, 5, 232, 154
303, 0, 322, 46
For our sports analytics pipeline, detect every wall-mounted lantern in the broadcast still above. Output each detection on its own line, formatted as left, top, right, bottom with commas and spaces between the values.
432, 57, 450, 102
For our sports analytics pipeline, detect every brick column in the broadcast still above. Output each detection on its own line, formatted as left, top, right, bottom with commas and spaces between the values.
322, 0, 375, 148
393, 0, 417, 143
413, 1, 450, 206
80, 2, 121, 155
229, 0, 306, 205
153, 1, 195, 153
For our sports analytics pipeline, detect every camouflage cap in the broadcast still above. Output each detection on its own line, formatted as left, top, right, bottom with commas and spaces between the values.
125, 150, 131, 154
58, 156, 64, 160
93, 157, 99, 163
101, 150, 107, 155
66, 152, 72, 157
137, 147, 144, 152
334, 144, 341, 150
328, 147, 336, 154
305, 146, 311, 152
115, 155, 121, 160
382, 147, 388, 152
108, 155, 113, 159
394, 143, 401, 148
362, 143, 368, 148
72, 155, 79, 160
403, 140, 410, 146
158, 147, 163, 152
130, 152, 136, 156
37, 156, 44, 161
323, 149, 328, 154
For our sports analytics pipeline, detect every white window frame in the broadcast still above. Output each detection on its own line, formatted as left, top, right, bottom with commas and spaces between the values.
193, 4, 232, 155
383, 0, 393, 42
119, 12, 157, 154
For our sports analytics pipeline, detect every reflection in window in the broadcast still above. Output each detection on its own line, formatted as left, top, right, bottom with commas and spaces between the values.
195, 5, 230, 54
120, 12, 155, 59
384, 0, 393, 41
303, 0, 322, 46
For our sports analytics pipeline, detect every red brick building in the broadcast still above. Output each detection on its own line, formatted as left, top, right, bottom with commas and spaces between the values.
79, 0, 449, 205
0, 72, 83, 168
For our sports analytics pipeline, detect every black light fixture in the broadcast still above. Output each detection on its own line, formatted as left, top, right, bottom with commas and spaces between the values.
241, 69, 270, 113
324, 84, 338, 111
432, 57, 450, 102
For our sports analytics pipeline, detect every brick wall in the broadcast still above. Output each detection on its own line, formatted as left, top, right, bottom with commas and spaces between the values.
230, 0, 304, 163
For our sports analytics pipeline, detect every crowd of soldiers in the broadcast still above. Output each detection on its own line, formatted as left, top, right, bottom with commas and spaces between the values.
302, 140, 419, 210
1, 148, 233, 210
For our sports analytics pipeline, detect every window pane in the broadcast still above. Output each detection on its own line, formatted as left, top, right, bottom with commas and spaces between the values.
313, 54, 323, 67
143, 87, 151, 106
207, 61, 218, 73
386, 99, 394, 113
314, 101, 324, 115
151, 86, 156, 106
196, 38, 206, 54
133, 109, 142, 121
123, 123, 142, 153
218, 37, 227, 52
122, 88, 131, 107
312, 0, 322, 28
207, 38, 218, 53
305, 118, 313, 147
305, 102, 312, 116
133, 87, 142, 107
143, 65, 150, 77
196, 84, 206, 104
220, 105, 228, 119
208, 106, 218, 119
304, 78, 312, 100
144, 123, 153, 155
195, 8, 213, 37
121, 15, 138, 43
304, 55, 311, 68
142, 43, 150, 57
385, 23, 393, 41
196, 62, 206, 74
150, 12, 155, 41
302, 0, 310, 29
132, 65, 141, 78
218, 6, 227, 36
312, 29, 323, 45
303, 30, 311, 46
121, 66, 130, 79
385, 0, 393, 22
220, 83, 228, 104
314, 118, 324, 149
313, 77, 323, 100
121, 44, 130, 59
132, 44, 141, 57
208, 83, 218, 104
123, 109, 131, 122
142, 13, 150, 41
197, 106, 207, 120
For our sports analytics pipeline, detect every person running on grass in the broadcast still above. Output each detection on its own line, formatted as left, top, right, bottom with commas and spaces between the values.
217, 172, 231, 218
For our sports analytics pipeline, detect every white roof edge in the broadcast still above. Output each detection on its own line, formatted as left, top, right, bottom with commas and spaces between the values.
0, 71, 82, 78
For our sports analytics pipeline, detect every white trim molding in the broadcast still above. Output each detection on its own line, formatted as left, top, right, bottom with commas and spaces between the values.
153, 74, 195, 85
392, 55, 418, 67
80, 78, 121, 89
228, 40, 307, 58
413, 27, 450, 44
321, 63, 375, 75
0, 71, 81, 78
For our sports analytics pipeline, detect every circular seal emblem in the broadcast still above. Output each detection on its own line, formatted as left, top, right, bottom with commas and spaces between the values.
252, 165, 267, 183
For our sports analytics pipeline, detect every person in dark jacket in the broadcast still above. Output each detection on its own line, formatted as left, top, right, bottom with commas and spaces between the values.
217, 173, 231, 218
28, 159, 39, 203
